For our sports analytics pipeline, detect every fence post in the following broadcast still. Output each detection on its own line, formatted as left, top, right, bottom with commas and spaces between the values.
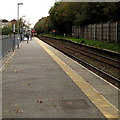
74, 26, 76, 37
86, 25, 88, 39
83, 26, 85, 39
100, 23, 103, 41
116, 22, 118, 43
75, 26, 77, 38
88, 25, 90, 40
77, 26, 79, 38
72, 26, 74, 37
79, 26, 81, 38
85, 26, 86, 39
107, 22, 110, 42
80, 26, 83, 39
78, 26, 80, 38
94, 24, 96, 41
90, 24, 92, 40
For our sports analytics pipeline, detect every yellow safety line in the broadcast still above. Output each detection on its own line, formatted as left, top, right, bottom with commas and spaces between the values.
37, 39, 119, 119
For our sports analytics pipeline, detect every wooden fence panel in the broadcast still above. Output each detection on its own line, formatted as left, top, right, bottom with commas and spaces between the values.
73, 21, 120, 43
118, 22, 120, 43
91, 24, 94, 40
109, 23, 116, 42
87, 25, 91, 40
96, 24, 101, 40
102, 23, 107, 41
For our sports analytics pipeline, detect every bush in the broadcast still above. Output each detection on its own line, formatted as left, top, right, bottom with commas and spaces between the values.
2, 25, 12, 35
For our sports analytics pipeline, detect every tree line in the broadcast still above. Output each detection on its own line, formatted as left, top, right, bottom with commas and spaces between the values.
34, 2, 120, 36
1, 19, 29, 35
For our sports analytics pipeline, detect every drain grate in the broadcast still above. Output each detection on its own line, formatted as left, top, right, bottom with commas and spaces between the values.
60, 99, 90, 110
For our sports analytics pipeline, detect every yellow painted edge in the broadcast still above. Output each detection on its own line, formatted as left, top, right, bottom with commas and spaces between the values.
37, 39, 120, 119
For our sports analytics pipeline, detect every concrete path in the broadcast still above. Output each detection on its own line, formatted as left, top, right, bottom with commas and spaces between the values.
2, 38, 119, 119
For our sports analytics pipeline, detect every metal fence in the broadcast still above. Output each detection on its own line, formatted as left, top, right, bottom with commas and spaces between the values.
72, 22, 120, 43
0, 35, 18, 58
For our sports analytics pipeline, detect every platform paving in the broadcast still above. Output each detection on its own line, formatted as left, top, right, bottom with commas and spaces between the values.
2, 38, 119, 119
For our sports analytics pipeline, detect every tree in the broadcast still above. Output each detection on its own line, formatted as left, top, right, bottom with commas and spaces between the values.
49, 2, 77, 34
103, 2, 120, 22
2, 25, 12, 35
34, 2, 120, 36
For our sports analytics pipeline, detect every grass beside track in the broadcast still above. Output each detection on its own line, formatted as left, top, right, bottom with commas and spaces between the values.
42, 35, 120, 53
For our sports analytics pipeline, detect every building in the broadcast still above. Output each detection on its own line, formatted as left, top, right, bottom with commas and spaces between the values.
0, 19, 9, 28
10, 19, 17, 25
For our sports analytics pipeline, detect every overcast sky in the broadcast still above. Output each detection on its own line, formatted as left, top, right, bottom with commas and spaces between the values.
0, 0, 55, 27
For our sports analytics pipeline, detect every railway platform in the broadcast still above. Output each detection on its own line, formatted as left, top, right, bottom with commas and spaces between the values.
1, 37, 119, 119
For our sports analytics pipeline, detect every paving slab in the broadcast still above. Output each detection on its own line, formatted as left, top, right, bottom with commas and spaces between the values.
46, 39, 119, 110
2, 38, 118, 119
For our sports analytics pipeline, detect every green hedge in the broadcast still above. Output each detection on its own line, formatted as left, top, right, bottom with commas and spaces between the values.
43, 35, 120, 53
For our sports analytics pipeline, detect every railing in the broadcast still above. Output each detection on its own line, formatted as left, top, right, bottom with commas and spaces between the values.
0, 35, 18, 58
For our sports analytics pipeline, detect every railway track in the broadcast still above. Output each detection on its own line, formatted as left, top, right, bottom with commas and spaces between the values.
39, 36, 120, 88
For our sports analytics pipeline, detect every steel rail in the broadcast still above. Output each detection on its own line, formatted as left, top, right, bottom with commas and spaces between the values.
43, 38, 119, 69
39, 36, 120, 88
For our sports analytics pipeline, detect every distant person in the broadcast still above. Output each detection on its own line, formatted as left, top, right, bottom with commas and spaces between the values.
26, 33, 29, 43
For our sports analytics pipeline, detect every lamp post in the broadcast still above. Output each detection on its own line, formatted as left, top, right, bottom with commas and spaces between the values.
17, 3, 23, 48
21, 16, 26, 41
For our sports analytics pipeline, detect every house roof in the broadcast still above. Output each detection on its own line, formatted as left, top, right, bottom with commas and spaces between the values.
1, 19, 9, 23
